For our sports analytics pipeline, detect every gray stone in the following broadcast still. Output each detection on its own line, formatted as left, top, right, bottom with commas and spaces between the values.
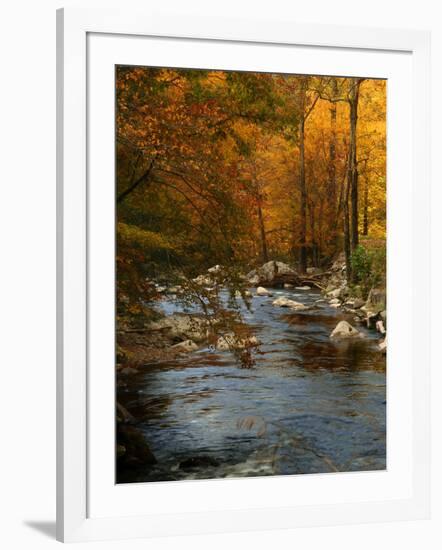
246, 261, 299, 287
327, 288, 342, 299
379, 336, 387, 353
330, 320, 360, 339
256, 286, 272, 296
375, 320, 386, 335
148, 314, 209, 342
272, 297, 308, 310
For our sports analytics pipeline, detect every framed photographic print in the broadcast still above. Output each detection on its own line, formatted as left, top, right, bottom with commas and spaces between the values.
57, 7, 431, 542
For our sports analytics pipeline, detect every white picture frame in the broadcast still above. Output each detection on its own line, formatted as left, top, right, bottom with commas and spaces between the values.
56, 7, 431, 543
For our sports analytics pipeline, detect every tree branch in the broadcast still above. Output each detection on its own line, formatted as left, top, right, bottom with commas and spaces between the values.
117, 157, 156, 204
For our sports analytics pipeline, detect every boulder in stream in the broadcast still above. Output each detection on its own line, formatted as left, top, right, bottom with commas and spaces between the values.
379, 336, 387, 353
330, 320, 360, 340
246, 261, 299, 287
272, 297, 308, 310
256, 286, 272, 296
327, 287, 343, 299
345, 297, 365, 309
148, 314, 209, 343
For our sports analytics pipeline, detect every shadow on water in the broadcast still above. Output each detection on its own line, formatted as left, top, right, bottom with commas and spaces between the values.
118, 288, 386, 483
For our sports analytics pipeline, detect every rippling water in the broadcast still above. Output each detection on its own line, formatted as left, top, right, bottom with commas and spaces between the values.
117, 287, 386, 483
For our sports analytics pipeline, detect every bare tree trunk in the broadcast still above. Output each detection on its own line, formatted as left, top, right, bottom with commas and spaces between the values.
257, 201, 269, 264
348, 78, 362, 250
295, 77, 319, 273
318, 197, 324, 265
308, 201, 320, 268
328, 78, 338, 205
298, 114, 307, 273
362, 174, 369, 236
343, 171, 352, 281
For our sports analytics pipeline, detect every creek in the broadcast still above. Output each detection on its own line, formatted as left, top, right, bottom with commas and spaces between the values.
118, 287, 386, 482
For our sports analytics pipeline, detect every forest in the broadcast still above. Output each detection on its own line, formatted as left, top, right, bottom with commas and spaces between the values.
116, 66, 387, 482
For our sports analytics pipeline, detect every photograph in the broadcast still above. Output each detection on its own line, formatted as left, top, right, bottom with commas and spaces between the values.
115, 66, 387, 484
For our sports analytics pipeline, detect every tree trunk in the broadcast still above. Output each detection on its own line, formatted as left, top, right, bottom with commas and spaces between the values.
362, 174, 369, 236
348, 79, 362, 250
298, 115, 307, 273
328, 78, 338, 205
257, 201, 269, 264
296, 77, 318, 273
308, 201, 320, 267
343, 172, 352, 281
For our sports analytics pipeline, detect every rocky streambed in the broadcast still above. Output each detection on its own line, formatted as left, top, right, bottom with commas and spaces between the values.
117, 261, 386, 483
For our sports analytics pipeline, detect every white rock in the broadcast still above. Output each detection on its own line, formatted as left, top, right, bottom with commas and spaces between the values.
247, 274, 260, 286
376, 320, 386, 335
246, 261, 298, 286
167, 285, 182, 294
330, 320, 360, 339
172, 339, 198, 352
283, 283, 294, 289
272, 297, 308, 310
207, 264, 222, 274
327, 288, 342, 299
192, 274, 212, 285
256, 286, 272, 296
296, 286, 311, 290
329, 298, 340, 305
379, 336, 387, 353
345, 297, 365, 309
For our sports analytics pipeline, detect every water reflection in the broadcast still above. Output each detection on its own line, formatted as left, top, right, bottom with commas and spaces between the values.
117, 287, 386, 483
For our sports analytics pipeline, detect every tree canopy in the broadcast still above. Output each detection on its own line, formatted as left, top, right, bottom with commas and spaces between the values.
116, 66, 386, 312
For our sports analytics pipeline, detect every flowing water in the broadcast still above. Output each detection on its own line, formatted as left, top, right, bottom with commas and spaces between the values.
118, 287, 386, 483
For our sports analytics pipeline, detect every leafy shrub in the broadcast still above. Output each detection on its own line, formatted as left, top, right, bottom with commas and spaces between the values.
351, 244, 386, 298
